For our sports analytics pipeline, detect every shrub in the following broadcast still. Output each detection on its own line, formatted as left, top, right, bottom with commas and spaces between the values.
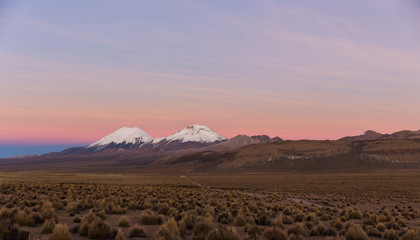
0, 219, 30, 240
310, 222, 324, 236
87, 219, 110, 239
15, 210, 35, 227
41, 219, 55, 234
350, 209, 363, 220
50, 224, 71, 240
0, 207, 9, 218
110, 203, 125, 214
345, 225, 368, 240
129, 225, 147, 238
377, 222, 386, 232
402, 229, 420, 240
306, 212, 318, 224
332, 218, 343, 230
245, 223, 262, 238
320, 213, 330, 221
193, 216, 214, 237
386, 221, 400, 230
257, 214, 272, 226
156, 217, 181, 240
115, 228, 126, 240
218, 212, 234, 224
118, 216, 130, 227
41, 202, 56, 219
289, 233, 304, 240
264, 227, 287, 240
385, 229, 398, 240
180, 212, 195, 230
288, 222, 306, 236
235, 211, 246, 226
66, 201, 78, 213
283, 206, 292, 215
208, 227, 240, 240
31, 212, 43, 224
272, 215, 283, 228
158, 203, 170, 215
52, 201, 64, 210
139, 210, 163, 225
282, 215, 294, 225
79, 211, 100, 236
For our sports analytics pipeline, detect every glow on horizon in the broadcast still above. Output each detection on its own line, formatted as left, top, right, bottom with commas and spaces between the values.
1, 0, 420, 145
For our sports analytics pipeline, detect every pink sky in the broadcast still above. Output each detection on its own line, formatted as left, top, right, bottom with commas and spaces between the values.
1, 1, 420, 145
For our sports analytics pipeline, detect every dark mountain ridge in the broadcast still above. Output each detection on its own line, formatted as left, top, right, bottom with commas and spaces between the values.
1, 129, 420, 173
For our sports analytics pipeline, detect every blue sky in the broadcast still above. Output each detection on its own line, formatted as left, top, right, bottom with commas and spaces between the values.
0, 144, 84, 158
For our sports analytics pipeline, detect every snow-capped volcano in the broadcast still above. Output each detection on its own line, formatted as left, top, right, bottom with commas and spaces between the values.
86, 125, 226, 152
153, 125, 226, 144
88, 127, 153, 151
152, 125, 226, 151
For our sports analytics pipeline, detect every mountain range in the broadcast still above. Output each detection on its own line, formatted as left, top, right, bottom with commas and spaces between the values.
1, 126, 420, 173
87, 125, 227, 152
339, 129, 420, 141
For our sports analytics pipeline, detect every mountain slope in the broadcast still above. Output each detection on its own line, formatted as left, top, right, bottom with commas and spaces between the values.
204, 134, 282, 151
88, 127, 154, 151
340, 130, 420, 141
151, 139, 420, 173
339, 130, 384, 141
151, 125, 227, 150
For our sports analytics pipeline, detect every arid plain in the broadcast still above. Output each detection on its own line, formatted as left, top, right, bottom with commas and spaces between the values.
0, 170, 419, 240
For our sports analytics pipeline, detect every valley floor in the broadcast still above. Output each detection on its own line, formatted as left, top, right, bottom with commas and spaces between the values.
0, 171, 419, 239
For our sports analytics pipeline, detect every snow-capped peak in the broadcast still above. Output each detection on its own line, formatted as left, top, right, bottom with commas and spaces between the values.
153, 125, 226, 144
88, 127, 154, 148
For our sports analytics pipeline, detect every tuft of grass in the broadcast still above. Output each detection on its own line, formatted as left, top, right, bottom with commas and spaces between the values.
377, 222, 386, 232
87, 219, 110, 239
129, 224, 147, 238
235, 210, 246, 226
208, 227, 240, 240
272, 215, 283, 228
385, 229, 399, 240
282, 214, 294, 225
264, 227, 287, 240
345, 224, 368, 240
402, 229, 420, 240
41, 201, 56, 220
350, 209, 363, 220
156, 217, 181, 240
41, 219, 55, 234
139, 210, 164, 225
50, 224, 71, 240
0, 207, 9, 218
288, 222, 306, 236
0, 219, 30, 240
66, 201, 78, 213
79, 211, 100, 236
193, 216, 214, 237
179, 212, 196, 230
115, 228, 126, 240
310, 222, 324, 236
15, 210, 35, 227
118, 216, 130, 227
245, 223, 262, 238
110, 203, 125, 214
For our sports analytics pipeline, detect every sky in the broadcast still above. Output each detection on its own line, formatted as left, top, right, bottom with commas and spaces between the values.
1, 1, 420, 157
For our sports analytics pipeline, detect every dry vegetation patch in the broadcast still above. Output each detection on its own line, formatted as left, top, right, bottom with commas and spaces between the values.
0, 172, 419, 239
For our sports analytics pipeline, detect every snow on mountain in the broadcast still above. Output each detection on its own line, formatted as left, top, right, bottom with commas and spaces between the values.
153, 125, 226, 144
86, 125, 225, 152
88, 127, 154, 149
